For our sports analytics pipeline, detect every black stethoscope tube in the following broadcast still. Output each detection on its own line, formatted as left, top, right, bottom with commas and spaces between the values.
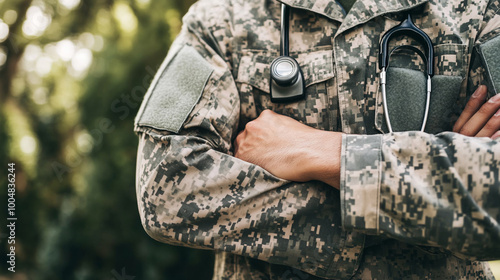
379, 14, 434, 77
280, 4, 290, 57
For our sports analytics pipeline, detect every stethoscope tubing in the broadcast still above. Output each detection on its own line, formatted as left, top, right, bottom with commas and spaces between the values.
379, 14, 434, 133
280, 4, 290, 57
380, 68, 431, 133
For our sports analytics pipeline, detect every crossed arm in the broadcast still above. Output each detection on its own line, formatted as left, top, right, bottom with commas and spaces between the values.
234, 84, 500, 187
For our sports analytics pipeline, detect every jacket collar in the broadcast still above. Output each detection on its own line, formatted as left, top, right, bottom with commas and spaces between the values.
278, 0, 429, 34
278, 0, 346, 22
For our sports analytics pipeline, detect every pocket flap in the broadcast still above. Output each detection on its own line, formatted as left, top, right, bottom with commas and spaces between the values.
236, 49, 335, 93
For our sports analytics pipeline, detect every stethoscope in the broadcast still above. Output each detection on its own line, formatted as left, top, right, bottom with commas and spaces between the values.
270, 4, 434, 133
269, 4, 305, 103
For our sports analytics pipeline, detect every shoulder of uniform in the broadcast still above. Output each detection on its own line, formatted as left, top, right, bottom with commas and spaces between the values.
182, 0, 234, 29
183, 0, 267, 28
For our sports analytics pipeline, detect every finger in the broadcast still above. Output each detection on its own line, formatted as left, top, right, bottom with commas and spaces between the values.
491, 130, 500, 140
233, 139, 239, 156
233, 130, 246, 156
476, 109, 500, 137
459, 93, 500, 136
453, 85, 488, 132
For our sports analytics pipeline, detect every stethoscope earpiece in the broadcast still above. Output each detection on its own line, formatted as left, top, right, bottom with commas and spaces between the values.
270, 4, 305, 103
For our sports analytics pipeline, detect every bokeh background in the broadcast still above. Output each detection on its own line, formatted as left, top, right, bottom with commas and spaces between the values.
0, 0, 216, 279
0, 0, 499, 279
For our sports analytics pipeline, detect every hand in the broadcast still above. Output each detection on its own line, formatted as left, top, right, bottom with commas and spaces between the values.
234, 110, 342, 188
453, 85, 500, 139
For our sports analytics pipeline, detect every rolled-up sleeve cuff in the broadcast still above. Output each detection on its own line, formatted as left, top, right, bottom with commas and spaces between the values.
340, 134, 383, 235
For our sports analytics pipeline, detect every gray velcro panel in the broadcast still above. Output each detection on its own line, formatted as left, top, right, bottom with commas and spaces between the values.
385, 67, 462, 133
479, 35, 500, 94
386, 67, 427, 132
135, 45, 214, 133
426, 75, 463, 134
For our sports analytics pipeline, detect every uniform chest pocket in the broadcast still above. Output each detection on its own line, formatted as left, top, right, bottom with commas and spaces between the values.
236, 49, 336, 130
375, 43, 467, 134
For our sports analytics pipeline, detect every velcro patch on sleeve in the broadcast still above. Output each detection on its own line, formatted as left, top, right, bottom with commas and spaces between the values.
135, 45, 214, 133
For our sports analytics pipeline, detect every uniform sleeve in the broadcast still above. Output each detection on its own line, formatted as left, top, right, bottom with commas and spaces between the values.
341, 1, 500, 260
134, 1, 365, 278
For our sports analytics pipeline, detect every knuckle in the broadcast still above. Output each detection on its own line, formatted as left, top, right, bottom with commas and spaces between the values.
484, 120, 498, 131
465, 96, 483, 110
459, 128, 474, 137
478, 103, 494, 115
464, 100, 479, 111
245, 120, 257, 130
260, 109, 274, 119
246, 119, 266, 132
236, 131, 246, 142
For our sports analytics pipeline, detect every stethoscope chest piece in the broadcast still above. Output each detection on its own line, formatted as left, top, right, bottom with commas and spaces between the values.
270, 4, 305, 103
270, 56, 305, 103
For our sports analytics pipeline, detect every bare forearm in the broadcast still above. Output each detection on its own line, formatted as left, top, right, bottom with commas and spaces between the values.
234, 110, 342, 188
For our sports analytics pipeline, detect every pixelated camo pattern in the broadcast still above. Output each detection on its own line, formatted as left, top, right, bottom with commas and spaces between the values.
135, 0, 500, 279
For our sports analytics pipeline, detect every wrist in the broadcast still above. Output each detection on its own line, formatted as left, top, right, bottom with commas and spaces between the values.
304, 130, 342, 189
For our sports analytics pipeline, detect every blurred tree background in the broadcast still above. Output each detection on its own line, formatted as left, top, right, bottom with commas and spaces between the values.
0, 0, 500, 279
0, 0, 216, 279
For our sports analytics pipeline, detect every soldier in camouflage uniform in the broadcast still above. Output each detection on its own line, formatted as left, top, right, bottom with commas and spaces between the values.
134, 0, 500, 278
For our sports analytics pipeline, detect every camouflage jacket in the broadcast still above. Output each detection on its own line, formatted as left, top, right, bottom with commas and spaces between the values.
134, 0, 500, 279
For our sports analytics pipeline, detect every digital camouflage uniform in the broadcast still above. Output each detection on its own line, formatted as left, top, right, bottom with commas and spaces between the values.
134, 0, 500, 278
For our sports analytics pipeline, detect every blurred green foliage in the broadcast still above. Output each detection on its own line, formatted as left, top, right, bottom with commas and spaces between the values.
0, 0, 214, 279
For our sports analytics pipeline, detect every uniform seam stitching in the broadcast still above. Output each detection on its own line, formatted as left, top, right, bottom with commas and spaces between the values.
341, 134, 348, 230
376, 135, 383, 234
334, 39, 348, 134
